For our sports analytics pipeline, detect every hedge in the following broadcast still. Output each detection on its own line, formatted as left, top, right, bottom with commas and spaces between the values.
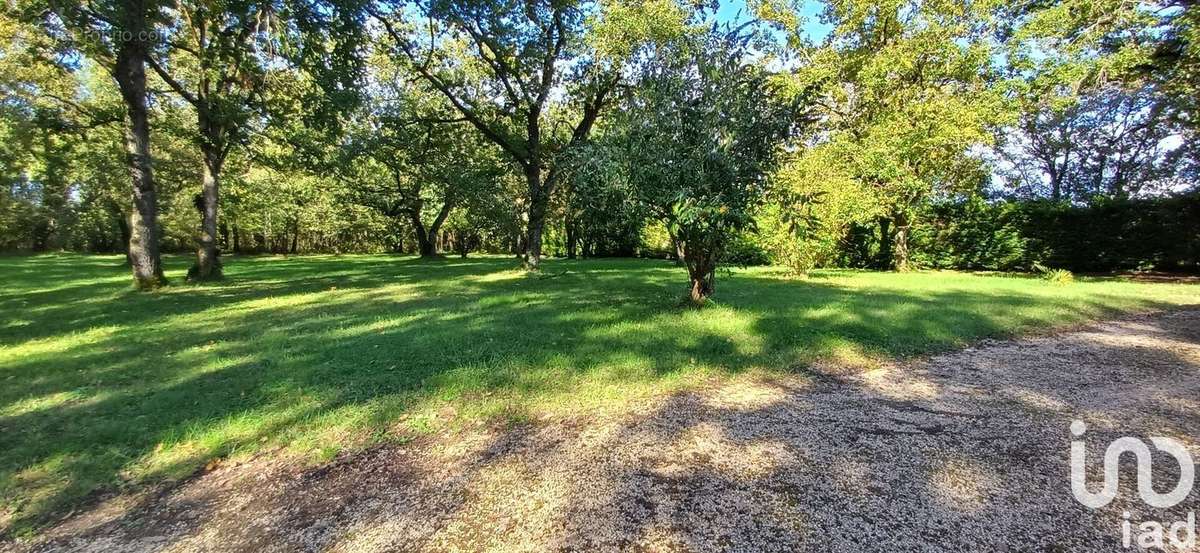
911, 193, 1200, 273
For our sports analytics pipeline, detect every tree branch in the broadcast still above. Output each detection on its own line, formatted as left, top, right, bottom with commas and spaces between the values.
146, 54, 200, 106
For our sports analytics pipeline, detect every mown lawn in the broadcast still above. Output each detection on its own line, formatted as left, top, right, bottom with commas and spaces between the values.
0, 253, 1196, 536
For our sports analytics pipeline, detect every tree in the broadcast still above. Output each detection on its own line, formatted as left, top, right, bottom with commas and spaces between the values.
788, 0, 1008, 270
146, 0, 278, 280
561, 167, 647, 259
340, 54, 505, 257
16, 0, 170, 288
1, 21, 68, 249
996, 0, 1199, 202
594, 27, 798, 305
997, 85, 1194, 201
368, 0, 687, 270
66, 69, 141, 256
1006, 0, 1196, 118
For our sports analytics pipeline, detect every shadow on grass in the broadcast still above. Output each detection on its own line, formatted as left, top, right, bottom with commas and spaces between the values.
21, 309, 1200, 551
0, 253, 1191, 537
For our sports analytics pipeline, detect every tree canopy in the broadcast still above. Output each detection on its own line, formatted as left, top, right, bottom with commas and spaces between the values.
1, 0, 1196, 294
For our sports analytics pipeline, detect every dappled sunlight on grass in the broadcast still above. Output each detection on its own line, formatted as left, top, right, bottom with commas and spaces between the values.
0, 253, 1195, 536
0, 390, 102, 419
0, 325, 121, 362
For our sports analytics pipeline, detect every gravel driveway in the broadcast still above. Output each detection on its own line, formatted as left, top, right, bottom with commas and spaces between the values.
16, 309, 1200, 552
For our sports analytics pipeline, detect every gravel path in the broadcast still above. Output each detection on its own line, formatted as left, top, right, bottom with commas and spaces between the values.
14, 309, 1200, 552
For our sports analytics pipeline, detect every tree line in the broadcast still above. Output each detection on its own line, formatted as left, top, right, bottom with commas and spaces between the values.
1, 0, 1196, 302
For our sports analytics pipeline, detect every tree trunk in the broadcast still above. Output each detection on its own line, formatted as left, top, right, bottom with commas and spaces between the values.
232, 224, 241, 253
428, 200, 453, 256
456, 230, 474, 258
416, 232, 435, 257
410, 210, 435, 257
1048, 164, 1062, 201
685, 254, 716, 307
112, 203, 132, 263
290, 219, 299, 254
677, 232, 717, 306
37, 122, 70, 250
688, 272, 714, 306
411, 198, 455, 258
114, 29, 165, 290
190, 151, 223, 280
893, 211, 911, 271
525, 200, 548, 268
565, 218, 578, 260
665, 227, 685, 264
523, 165, 549, 270
876, 217, 893, 270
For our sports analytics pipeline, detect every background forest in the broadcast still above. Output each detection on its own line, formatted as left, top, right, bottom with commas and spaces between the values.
2, 0, 1198, 296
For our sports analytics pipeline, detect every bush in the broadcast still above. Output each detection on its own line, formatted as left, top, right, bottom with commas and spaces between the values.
1017, 194, 1200, 272
1033, 262, 1076, 284
1043, 268, 1075, 284
638, 220, 676, 259
757, 202, 815, 274
911, 197, 1029, 271
721, 230, 772, 266
904, 193, 1200, 274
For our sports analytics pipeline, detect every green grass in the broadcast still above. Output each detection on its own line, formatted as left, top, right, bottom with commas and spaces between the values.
0, 253, 1196, 535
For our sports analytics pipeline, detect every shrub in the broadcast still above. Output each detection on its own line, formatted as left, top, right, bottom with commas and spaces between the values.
1033, 262, 1076, 285
1018, 194, 1200, 272
905, 192, 1200, 274
910, 197, 1029, 271
721, 230, 772, 267
1043, 268, 1075, 284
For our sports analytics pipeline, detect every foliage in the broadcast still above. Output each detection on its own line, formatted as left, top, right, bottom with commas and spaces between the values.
995, 85, 1197, 201
147, 0, 288, 280
787, 0, 1012, 270
0, 15, 116, 252
1017, 194, 1200, 272
2, 0, 1196, 284
997, 0, 1200, 202
909, 197, 1029, 271
760, 147, 884, 274
364, 0, 690, 269
720, 230, 772, 267
1035, 264, 1076, 285
339, 51, 509, 257
757, 196, 820, 275
904, 193, 1200, 273
594, 26, 800, 303
637, 220, 675, 259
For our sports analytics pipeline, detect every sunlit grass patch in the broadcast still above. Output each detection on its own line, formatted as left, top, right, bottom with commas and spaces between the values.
0, 253, 1195, 536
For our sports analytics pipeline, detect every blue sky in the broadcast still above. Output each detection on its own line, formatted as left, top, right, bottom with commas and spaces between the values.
715, 0, 834, 42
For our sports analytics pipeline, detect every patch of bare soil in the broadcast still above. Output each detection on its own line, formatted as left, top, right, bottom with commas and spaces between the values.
9, 310, 1200, 552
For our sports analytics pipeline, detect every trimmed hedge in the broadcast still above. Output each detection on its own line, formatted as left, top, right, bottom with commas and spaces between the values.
911, 193, 1200, 273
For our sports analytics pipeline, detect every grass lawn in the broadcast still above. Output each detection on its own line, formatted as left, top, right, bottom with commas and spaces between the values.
0, 253, 1196, 536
